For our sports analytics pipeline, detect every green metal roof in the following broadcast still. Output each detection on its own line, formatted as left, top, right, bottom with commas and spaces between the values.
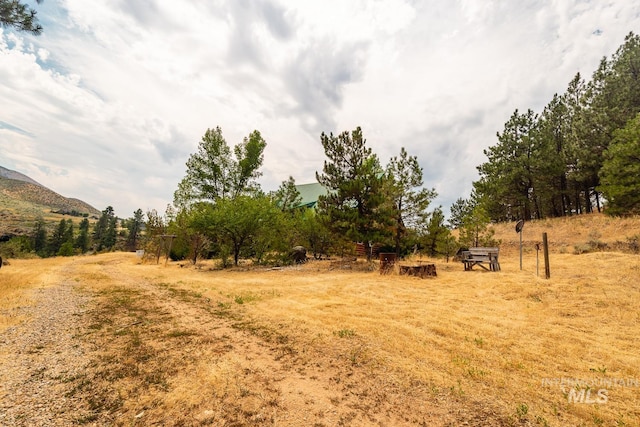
295, 182, 328, 209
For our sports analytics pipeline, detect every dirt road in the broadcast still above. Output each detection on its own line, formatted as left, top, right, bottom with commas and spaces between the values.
0, 255, 506, 426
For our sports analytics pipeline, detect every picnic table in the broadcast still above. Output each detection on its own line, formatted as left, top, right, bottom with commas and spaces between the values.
460, 247, 500, 272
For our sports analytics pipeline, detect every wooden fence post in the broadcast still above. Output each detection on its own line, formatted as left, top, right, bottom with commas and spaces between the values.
542, 232, 550, 279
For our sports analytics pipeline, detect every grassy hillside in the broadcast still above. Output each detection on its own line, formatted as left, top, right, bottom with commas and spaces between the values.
489, 213, 640, 255
0, 176, 100, 238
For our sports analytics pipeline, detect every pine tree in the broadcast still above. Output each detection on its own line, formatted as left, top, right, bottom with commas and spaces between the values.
75, 218, 90, 253
32, 216, 47, 256
0, 0, 43, 34
274, 176, 302, 211
599, 113, 640, 215
316, 127, 390, 259
93, 206, 117, 251
386, 147, 436, 256
125, 209, 144, 251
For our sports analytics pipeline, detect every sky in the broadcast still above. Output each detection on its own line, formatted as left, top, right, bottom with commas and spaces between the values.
1, 0, 639, 219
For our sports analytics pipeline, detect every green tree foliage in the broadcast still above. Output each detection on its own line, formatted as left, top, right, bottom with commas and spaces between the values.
169, 203, 213, 264
0, 235, 32, 258
124, 209, 144, 251
449, 197, 473, 229
143, 207, 169, 261
207, 195, 282, 266
386, 147, 436, 255
31, 215, 47, 256
599, 113, 640, 215
75, 218, 90, 253
421, 207, 452, 257
174, 127, 266, 208
58, 241, 74, 256
93, 206, 117, 251
48, 219, 72, 256
297, 209, 332, 259
476, 108, 540, 221
273, 176, 302, 212
316, 126, 390, 259
0, 0, 43, 35
457, 204, 499, 249
474, 32, 640, 219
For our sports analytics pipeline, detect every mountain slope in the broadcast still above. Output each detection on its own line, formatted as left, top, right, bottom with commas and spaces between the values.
0, 178, 99, 216
0, 165, 43, 187
0, 166, 101, 239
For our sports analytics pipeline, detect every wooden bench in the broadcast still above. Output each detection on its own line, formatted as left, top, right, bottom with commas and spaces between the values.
460, 247, 500, 271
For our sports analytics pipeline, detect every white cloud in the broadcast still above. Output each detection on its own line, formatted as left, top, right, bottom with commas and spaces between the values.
0, 0, 638, 217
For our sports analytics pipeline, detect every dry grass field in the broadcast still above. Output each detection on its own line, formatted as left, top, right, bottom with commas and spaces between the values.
0, 213, 639, 426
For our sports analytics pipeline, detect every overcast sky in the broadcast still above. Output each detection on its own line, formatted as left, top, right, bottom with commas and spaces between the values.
1, 1, 638, 218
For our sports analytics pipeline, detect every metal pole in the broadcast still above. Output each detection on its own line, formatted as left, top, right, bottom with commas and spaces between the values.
542, 233, 550, 279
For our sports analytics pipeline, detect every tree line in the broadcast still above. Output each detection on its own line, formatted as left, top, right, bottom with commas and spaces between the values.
154, 125, 459, 266
470, 32, 640, 221
0, 206, 146, 258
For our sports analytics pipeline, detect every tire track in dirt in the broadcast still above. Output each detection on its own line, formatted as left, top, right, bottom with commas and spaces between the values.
72, 258, 464, 426
77, 260, 407, 425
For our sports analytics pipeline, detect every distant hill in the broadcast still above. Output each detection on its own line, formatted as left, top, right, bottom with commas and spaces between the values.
0, 166, 101, 239
0, 165, 43, 187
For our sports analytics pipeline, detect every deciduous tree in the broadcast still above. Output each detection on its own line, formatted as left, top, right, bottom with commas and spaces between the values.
174, 127, 266, 207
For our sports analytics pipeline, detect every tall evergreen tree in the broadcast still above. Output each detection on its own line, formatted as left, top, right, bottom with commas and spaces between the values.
93, 206, 117, 251
32, 216, 47, 256
75, 218, 90, 253
475, 109, 540, 221
599, 113, 640, 215
125, 209, 144, 251
48, 219, 68, 256
421, 206, 452, 257
449, 197, 473, 229
316, 127, 390, 260
386, 147, 436, 256
534, 94, 571, 217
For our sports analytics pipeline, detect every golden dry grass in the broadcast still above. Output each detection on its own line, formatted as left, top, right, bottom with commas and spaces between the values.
138, 252, 638, 426
489, 212, 640, 256
1, 213, 639, 425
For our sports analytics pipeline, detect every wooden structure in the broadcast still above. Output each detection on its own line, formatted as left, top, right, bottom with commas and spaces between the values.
379, 253, 396, 275
460, 247, 500, 271
356, 242, 382, 259
399, 263, 437, 278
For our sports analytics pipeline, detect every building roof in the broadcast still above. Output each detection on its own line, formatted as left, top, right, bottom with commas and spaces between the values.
295, 182, 328, 209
